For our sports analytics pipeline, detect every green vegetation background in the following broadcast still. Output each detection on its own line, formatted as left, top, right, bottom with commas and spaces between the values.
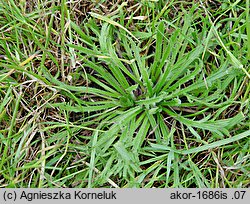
0, 0, 249, 187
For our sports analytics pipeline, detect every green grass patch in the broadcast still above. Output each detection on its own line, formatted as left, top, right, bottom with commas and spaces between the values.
0, 0, 249, 188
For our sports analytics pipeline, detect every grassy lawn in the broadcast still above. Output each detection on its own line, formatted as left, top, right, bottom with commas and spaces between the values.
0, 0, 249, 188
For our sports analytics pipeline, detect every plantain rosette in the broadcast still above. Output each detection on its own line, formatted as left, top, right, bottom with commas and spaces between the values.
52, 19, 246, 185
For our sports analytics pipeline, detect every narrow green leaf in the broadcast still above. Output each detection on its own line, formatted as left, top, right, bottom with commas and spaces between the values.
89, 12, 139, 42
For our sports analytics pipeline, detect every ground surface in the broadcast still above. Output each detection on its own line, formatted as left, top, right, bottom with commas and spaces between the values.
0, 0, 249, 187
